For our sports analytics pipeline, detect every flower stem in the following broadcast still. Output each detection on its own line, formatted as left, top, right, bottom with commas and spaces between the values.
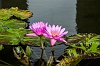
40, 48, 44, 59
51, 46, 56, 62
40, 36, 44, 50
52, 46, 54, 52
40, 36, 48, 60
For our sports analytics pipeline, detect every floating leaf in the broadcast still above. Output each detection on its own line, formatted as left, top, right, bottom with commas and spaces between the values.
0, 9, 12, 20
0, 7, 32, 20
56, 55, 83, 66
0, 19, 26, 29
21, 36, 41, 46
66, 33, 97, 44
0, 29, 27, 45
14, 10, 33, 19
0, 26, 8, 33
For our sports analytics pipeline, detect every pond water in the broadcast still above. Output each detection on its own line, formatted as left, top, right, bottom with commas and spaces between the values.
1, 0, 100, 66
0, 0, 76, 60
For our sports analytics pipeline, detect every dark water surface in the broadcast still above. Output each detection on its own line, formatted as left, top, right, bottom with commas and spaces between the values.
1, 0, 100, 66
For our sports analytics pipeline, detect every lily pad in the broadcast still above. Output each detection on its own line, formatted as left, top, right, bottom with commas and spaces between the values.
0, 7, 32, 20
0, 29, 27, 45
56, 54, 83, 66
0, 9, 12, 20
66, 33, 97, 44
0, 26, 8, 33
0, 19, 26, 29
21, 36, 41, 46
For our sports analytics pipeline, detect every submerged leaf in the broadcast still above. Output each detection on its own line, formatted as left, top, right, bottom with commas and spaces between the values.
25, 46, 32, 57
13, 46, 29, 66
0, 45, 3, 51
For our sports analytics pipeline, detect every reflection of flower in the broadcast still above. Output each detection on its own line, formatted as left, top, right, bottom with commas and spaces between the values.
26, 22, 48, 37
44, 25, 68, 46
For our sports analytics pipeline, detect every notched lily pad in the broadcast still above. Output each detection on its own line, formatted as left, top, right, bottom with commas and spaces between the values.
14, 10, 33, 19
0, 9, 12, 20
0, 7, 32, 20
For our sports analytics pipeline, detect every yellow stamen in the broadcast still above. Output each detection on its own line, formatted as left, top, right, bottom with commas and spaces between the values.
51, 31, 59, 36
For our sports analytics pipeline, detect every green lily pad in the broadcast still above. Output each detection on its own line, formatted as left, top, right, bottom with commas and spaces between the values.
0, 26, 8, 33
0, 29, 27, 45
0, 19, 26, 29
0, 9, 12, 20
21, 36, 41, 46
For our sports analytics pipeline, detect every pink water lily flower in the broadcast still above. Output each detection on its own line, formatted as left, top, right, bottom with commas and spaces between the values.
44, 25, 68, 46
26, 22, 48, 37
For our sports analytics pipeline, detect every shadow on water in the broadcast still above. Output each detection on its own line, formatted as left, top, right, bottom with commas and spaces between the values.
76, 0, 100, 34
1, 0, 28, 10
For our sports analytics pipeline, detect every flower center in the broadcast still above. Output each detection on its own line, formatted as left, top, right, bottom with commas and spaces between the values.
51, 31, 59, 36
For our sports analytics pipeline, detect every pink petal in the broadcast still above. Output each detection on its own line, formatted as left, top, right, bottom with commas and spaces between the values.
59, 28, 65, 35
43, 33, 52, 38
52, 25, 56, 31
46, 25, 52, 35
50, 39, 57, 46
55, 25, 59, 30
26, 33, 37, 36
59, 38, 67, 43
60, 31, 68, 37
58, 26, 62, 32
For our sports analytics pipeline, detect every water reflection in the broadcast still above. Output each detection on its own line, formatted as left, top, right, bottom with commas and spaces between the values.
1, 0, 28, 10
76, 0, 100, 34
28, 0, 77, 35
0, 0, 77, 35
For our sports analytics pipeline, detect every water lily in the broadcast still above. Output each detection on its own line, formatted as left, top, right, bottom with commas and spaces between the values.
26, 21, 48, 37
26, 21, 48, 50
44, 25, 68, 46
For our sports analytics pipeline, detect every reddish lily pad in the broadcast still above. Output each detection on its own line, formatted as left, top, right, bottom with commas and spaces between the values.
56, 55, 83, 66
